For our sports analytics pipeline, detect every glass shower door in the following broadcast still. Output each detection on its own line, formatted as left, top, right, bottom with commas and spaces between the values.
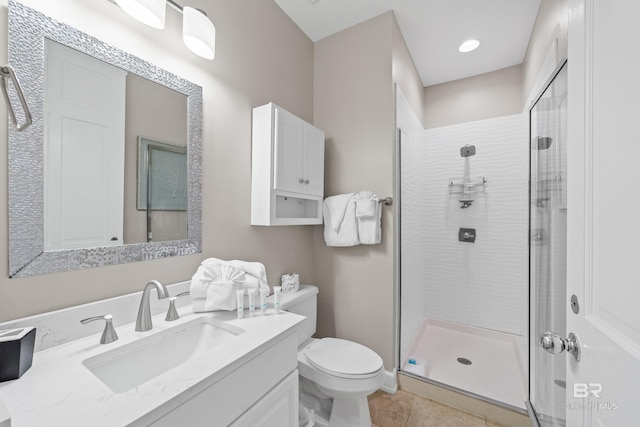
528, 61, 568, 427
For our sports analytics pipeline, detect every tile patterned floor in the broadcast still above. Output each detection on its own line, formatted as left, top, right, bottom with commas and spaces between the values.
368, 390, 506, 427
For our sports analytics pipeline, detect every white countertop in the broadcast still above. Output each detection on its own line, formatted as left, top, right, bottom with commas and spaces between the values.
0, 307, 303, 426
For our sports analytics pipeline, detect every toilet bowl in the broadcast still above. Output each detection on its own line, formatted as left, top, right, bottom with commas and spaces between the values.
271, 285, 385, 427
298, 337, 384, 426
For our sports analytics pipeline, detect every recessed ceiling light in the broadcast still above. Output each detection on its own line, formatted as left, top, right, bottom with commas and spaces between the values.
458, 39, 480, 53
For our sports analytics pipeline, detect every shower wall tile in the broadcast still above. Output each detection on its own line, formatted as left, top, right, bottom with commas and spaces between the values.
420, 115, 528, 336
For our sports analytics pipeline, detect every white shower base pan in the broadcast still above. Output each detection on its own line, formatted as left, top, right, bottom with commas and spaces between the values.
402, 317, 527, 409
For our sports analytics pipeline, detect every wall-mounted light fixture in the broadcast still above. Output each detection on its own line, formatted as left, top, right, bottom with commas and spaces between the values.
458, 39, 480, 53
182, 6, 216, 60
113, 0, 216, 60
114, 0, 166, 29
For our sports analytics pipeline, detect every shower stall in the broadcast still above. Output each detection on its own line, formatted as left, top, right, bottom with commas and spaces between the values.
396, 59, 567, 414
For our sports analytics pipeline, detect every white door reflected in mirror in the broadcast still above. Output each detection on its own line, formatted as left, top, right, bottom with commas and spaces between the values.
43, 40, 188, 250
44, 40, 126, 250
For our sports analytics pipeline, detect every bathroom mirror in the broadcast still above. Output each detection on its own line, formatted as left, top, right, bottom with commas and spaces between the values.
7, 0, 203, 278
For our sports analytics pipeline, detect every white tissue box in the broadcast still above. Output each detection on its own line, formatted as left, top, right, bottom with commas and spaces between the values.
281, 273, 300, 294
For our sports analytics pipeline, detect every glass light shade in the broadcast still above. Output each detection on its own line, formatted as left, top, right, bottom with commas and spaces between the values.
183, 7, 216, 60
115, 0, 166, 29
458, 39, 480, 53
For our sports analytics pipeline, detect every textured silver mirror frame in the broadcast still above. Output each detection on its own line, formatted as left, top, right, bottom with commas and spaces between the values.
7, 0, 202, 277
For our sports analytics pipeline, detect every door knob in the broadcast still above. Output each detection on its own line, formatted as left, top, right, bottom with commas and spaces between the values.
540, 331, 581, 362
298, 178, 304, 183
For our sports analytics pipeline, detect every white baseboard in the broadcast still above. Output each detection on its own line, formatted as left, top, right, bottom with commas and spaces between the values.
379, 368, 398, 394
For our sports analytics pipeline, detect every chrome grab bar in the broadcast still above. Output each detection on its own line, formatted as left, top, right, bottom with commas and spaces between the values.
0, 65, 32, 132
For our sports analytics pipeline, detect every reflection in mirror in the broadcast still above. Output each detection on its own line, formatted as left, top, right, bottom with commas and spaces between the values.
7, 0, 202, 277
44, 40, 189, 249
138, 138, 188, 243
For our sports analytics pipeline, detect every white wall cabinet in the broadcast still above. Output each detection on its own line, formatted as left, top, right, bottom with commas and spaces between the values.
251, 102, 325, 226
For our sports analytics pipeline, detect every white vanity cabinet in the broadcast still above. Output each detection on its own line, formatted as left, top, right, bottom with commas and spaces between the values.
0, 283, 305, 427
230, 370, 298, 427
251, 102, 325, 226
147, 332, 299, 427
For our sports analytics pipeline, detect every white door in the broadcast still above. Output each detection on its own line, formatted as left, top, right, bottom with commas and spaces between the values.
44, 40, 126, 250
302, 123, 325, 197
565, 1, 640, 425
274, 106, 304, 193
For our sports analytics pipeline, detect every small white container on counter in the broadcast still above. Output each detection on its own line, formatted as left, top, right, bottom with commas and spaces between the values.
236, 290, 245, 319
281, 273, 300, 294
259, 288, 268, 315
247, 289, 256, 317
273, 286, 282, 314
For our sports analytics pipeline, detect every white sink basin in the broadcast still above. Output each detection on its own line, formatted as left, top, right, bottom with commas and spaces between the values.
82, 316, 244, 393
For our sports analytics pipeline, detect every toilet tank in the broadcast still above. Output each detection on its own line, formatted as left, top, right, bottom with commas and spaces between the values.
272, 285, 318, 346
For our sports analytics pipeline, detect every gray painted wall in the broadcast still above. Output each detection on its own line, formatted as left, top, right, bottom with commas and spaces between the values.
0, 0, 569, 377
0, 0, 316, 321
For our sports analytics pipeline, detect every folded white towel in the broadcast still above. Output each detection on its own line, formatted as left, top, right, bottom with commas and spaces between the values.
237, 274, 261, 292
204, 281, 238, 311
190, 263, 245, 299
355, 199, 376, 218
190, 258, 271, 311
190, 266, 213, 299
201, 258, 269, 291
355, 191, 381, 245
192, 299, 208, 313
323, 193, 359, 247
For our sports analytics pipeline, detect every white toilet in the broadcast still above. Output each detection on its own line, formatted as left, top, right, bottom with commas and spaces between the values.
273, 285, 385, 427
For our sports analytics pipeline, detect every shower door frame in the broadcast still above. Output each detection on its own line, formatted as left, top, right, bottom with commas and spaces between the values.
525, 57, 569, 427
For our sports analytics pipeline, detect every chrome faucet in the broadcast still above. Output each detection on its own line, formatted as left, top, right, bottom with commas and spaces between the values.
135, 280, 169, 332
80, 314, 118, 344
165, 291, 191, 322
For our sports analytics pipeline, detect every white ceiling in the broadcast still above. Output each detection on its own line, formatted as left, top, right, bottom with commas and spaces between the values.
273, 0, 542, 87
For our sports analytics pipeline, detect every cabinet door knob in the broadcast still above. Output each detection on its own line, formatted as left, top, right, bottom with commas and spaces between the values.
298, 178, 304, 183
304, 179, 310, 184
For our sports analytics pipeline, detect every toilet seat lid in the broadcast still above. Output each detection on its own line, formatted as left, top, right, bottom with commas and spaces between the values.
305, 338, 383, 377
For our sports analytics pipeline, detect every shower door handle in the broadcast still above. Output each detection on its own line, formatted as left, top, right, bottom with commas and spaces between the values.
540, 331, 581, 362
